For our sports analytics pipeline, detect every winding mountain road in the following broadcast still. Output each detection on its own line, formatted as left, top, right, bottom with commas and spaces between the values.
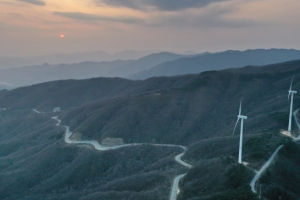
35, 110, 192, 200
33, 109, 44, 114
170, 174, 186, 200
250, 108, 300, 193
250, 145, 283, 193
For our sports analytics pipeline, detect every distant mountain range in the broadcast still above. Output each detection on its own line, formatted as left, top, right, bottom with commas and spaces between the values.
0, 50, 157, 69
2, 49, 300, 89
0, 50, 201, 69
129, 49, 300, 79
0, 52, 183, 88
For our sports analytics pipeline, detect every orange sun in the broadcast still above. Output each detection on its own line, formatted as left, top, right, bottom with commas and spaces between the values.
60, 34, 65, 38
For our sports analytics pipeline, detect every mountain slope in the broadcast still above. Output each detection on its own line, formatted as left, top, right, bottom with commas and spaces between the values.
59, 60, 298, 145
62, 68, 297, 145
0, 110, 181, 200
1, 60, 299, 144
130, 49, 300, 80
0, 74, 197, 110
1, 60, 300, 199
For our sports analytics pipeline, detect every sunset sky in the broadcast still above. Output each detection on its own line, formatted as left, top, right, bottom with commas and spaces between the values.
1, 0, 300, 57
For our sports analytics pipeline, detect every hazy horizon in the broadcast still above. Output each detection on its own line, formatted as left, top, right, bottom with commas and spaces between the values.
1, 0, 300, 57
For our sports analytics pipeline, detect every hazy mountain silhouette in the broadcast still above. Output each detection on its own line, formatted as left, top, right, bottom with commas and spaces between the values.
3, 49, 300, 88
0, 52, 184, 88
129, 49, 300, 79
0, 60, 133, 88
107, 52, 183, 77
0, 50, 157, 69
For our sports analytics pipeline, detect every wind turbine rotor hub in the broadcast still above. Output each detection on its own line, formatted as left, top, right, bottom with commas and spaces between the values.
238, 115, 248, 119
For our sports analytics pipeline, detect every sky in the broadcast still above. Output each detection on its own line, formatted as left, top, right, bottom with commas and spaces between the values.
1, 0, 300, 57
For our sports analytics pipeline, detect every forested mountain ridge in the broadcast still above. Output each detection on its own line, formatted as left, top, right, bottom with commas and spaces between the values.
1, 59, 300, 199
61, 60, 300, 145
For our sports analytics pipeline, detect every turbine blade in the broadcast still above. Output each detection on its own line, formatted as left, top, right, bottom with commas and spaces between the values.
290, 75, 294, 91
239, 98, 242, 115
288, 76, 294, 102
233, 118, 240, 136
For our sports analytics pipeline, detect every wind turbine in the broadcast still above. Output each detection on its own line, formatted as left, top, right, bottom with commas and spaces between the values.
288, 76, 297, 132
233, 98, 248, 164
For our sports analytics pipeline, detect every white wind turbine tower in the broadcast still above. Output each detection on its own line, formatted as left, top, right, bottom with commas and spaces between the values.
233, 98, 248, 164
288, 76, 297, 132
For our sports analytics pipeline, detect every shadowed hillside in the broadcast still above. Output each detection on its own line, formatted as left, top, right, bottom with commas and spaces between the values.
60, 61, 300, 146
1, 60, 300, 144
249, 141, 300, 200
0, 75, 198, 110
0, 110, 183, 200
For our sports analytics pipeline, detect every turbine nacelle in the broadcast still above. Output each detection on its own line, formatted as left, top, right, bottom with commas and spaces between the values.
232, 98, 247, 136
288, 90, 297, 94
238, 115, 248, 120
288, 75, 297, 100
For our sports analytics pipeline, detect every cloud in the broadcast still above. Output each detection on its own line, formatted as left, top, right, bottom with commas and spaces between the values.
0, 22, 3, 31
7, 13, 24, 19
17, 0, 46, 6
200, 7, 261, 28
1, 1, 16, 6
147, 6, 263, 29
53, 5, 262, 29
53, 12, 145, 24
97, 0, 229, 11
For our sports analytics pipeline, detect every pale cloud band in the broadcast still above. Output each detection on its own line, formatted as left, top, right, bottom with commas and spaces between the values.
17, 0, 46, 6
97, 0, 229, 11
53, 11, 145, 24
53, 3, 260, 29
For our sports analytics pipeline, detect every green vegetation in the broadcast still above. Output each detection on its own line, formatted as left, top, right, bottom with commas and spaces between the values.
208, 186, 257, 200
1, 60, 300, 199
244, 132, 286, 160
264, 187, 296, 200
178, 162, 258, 200
258, 141, 300, 199
268, 111, 289, 128
226, 165, 253, 189
207, 165, 258, 200
0, 110, 183, 200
